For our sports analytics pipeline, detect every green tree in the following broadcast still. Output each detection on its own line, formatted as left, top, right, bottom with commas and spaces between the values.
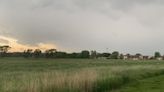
81, 50, 90, 58
110, 51, 119, 59
120, 54, 124, 59
55, 52, 67, 58
90, 50, 97, 59
101, 53, 111, 57
154, 52, 161, 59
69, 53, 81, 58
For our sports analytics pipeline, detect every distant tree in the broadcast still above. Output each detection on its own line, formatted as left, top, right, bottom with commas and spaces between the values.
0, 45, 11, 57
0, 45, 11, 53
110, 51, 119, 59
55, 52, 67, 58
23, 49, 33, 58
90, 50, 97, 59
101, 53, 111, 57
45, 49, 57, 58
80, 50, 90, 58
154, 52, 161, 59
136, 53, 142, 57
96, 53, 101, 58
120, 54, 124, 59
69, 53, 81, 58
45, 50, 49, 58
33, 49, 42, 58
149, 56, 154, 60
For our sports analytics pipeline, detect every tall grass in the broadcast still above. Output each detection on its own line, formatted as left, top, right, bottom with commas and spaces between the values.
0, 58, 164, 92
1, 66, 164, 92
0, 69, 97, 92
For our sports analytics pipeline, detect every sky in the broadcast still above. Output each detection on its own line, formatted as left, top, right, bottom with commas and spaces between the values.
0, 0, 164, 55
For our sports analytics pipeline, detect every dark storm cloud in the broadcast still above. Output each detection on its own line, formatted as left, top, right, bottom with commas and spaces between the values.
1, 0, 164, 54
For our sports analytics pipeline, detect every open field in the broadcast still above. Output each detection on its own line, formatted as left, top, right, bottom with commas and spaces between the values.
112, 74, 164, 92
0, 58, 164, 92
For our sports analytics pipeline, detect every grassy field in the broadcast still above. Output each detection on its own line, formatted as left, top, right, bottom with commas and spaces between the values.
112, 74, 164, 92
0, 58, 164, 92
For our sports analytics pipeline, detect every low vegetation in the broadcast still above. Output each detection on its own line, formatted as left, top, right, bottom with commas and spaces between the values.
112, 74, 164, 92
0, 58, 164, 92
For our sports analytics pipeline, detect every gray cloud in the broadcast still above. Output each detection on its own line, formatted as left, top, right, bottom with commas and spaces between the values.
1, 0, 164, 55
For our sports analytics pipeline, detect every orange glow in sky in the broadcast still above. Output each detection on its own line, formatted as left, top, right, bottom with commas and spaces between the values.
0, 35, 57, 52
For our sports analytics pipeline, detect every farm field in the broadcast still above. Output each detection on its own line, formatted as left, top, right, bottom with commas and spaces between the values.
0, 58, 164, 92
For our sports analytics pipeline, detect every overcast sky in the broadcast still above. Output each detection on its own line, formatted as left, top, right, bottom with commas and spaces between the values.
0, 0, 164, 55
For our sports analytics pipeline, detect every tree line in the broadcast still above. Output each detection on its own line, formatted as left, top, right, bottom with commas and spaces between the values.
0, 45, 163, 59
0, 45, 120, 59
22, 49, 118, 59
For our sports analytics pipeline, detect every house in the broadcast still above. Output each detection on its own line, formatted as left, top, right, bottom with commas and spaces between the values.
157, 57, 162, 60
123, 54, 129, 60
143, 56, 149, 60
122, 54, 157, 61
123, 54, 147, 60
122, 54, 134, 60
129, 55, 141, 60
128, 54, 142, 60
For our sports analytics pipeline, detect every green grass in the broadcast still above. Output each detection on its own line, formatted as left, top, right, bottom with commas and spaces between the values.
0, 58, 164, 92
112, 75, 164, 92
